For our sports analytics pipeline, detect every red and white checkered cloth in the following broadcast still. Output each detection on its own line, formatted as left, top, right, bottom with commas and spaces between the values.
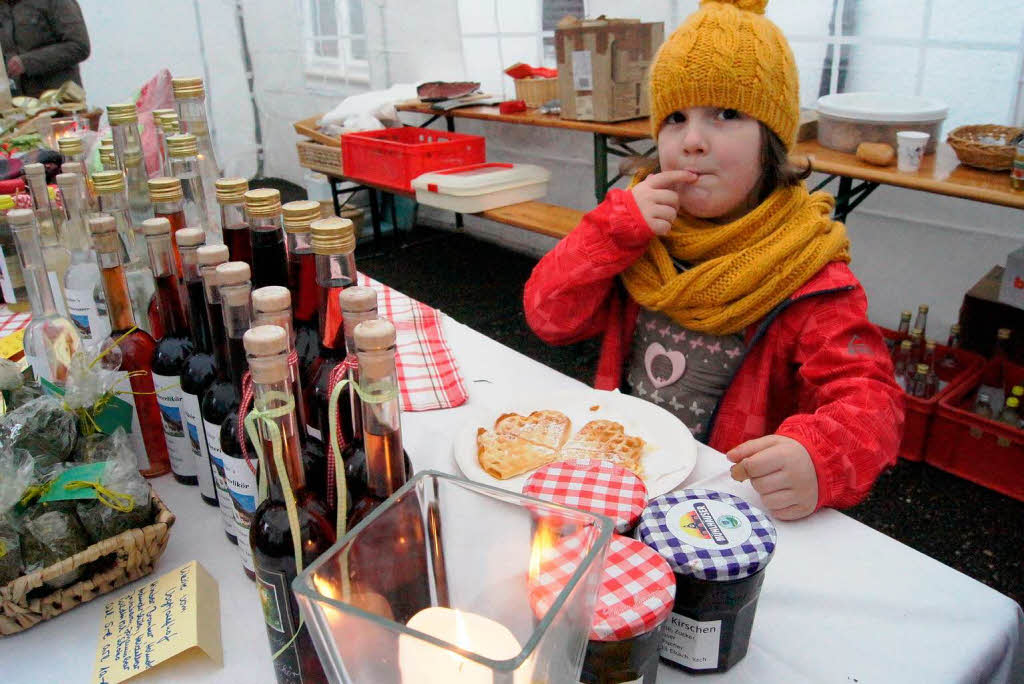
358, 273, 468, 412
529, 533, 675, 641
523, 459, 648, 534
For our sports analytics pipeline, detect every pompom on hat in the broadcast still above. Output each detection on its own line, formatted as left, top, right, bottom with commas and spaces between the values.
648, 0, 800, 149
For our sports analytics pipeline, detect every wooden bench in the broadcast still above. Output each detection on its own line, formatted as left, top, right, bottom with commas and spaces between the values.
478, 201, 584, 239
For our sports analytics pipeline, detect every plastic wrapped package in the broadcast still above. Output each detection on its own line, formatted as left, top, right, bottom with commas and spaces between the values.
0, 396, 78, 473
21, 503, 90, 589
75, 433, 153, 543
0, 449, 34, 584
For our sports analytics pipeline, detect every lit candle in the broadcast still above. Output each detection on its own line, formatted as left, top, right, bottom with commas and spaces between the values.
399, 607, 524, 683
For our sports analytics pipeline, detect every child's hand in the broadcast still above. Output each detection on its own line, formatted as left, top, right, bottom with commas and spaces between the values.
631, 170, 698, 236
726, 435, 818, 521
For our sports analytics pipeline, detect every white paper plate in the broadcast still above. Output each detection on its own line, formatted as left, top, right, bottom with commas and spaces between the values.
452, 389, 697, 497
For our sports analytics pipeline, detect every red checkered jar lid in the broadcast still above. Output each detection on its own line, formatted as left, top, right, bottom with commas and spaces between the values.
529, 534, 675, 641
522, 459, 648, 534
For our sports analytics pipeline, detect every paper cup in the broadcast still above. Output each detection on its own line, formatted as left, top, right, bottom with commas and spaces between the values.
897, 131, 930, 172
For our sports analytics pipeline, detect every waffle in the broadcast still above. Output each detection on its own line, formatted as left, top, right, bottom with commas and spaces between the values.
559, 420, 646, 477
494, 410, 572, 450
476, 428, 560, 480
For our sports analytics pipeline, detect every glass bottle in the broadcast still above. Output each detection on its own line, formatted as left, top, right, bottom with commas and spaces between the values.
913, 305, 928, 341
57, 133, 86, 167
909, 328, 924, 364
0, 195, 29, 312
346, 319, 414, 527
106, 103, 152, 226
307, 217, 357, 446
282, 200, 322, 387
200, 261, 247, 545
149, 108, 176, 174
993, 328, 1011, 361
144, 218, 197, 484
23, 162, 69, 316
218, 261, 258, 578
244, 188, 287, 289
910, 363, 929, 399
974, 391, 993, 419
172, 77, 221, 229
56, 172, 109, 343
337, 286, 378, 507
88, 215, 170, 477
98, 138, 118, 171
149, 176, 187, 261
194, 243, 231, 507
91, 169, 157, 336
57, 135, 97, 211
938, 324, 962, 379
1000, 397, 1019, 426
246, 324, 334, 684
158, 113, 181, 176
893, 339, 912, 392
892, 309, 912, 352
166, 133, 215, 240
7, 209, 80, 385
216, 177, 251, 267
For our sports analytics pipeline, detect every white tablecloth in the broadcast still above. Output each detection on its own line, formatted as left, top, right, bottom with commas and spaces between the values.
5, 315, 1023, 683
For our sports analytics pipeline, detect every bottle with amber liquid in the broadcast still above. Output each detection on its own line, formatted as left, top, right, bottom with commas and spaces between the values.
244, 188, 288, 290
216, 177, 251, 267
88, 216, 170, 477
247, 324, 334, 684
307, 217, 357, 446
282, 200, 322, 391
148, 177, 187, 277
143, 218, 197, 485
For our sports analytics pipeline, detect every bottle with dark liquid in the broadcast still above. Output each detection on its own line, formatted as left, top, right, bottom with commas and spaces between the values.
176, 229, 218, 498
88, 216, 170, 478
246, 324, 334, 684
282, 200, 322, 391
219, 261, 259, 578
143, 218, 197, 485
201, 261, 247, 545
147, 176, 187, 278
167, 133, 213, 235
216, 177, 251, 267
193, 243, 231, 507
244, 188, 288, 290
307, 217, 358, 447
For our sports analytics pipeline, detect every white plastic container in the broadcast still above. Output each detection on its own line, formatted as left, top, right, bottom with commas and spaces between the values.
815, 92, 948, 154
411, 162, 551, 213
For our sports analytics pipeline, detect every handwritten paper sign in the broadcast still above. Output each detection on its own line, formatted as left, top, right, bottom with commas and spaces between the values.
92, 561, 222, 684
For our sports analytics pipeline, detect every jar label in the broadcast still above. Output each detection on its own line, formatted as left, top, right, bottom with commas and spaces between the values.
664, 499, 752, 551
204, 419, 239, 538
660, 613, 721, 671
153, 372, 196, 478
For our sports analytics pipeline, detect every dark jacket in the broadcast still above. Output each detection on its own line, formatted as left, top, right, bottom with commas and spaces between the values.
0, 0, 90, 97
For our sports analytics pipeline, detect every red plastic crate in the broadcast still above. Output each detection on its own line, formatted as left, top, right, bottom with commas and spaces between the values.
341, 128, 486, 193
879, 327, 984, 462
926, 359, 1024, 502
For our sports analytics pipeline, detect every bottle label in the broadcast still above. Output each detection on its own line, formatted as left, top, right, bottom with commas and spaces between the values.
660, 613, 721, 671
113, 371, 150, 472
223, 450, 258, 573
0, 244, 16, 303
46, 269, 67, 317
152, 372, 196, 478
204, 419, 238, 539
64, 285, 94, 338
306, 423, 322, 442
255, 565, 309, 682
182, 391, 216, 500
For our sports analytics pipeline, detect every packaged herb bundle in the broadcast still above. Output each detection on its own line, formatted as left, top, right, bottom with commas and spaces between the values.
0, 396, 78, 473
74, 432, 153, 543
21, 502, 90, 589
0, 358, 42, 416
0, 448, 33, 584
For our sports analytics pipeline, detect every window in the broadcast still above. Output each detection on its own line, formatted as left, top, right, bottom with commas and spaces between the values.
304, 0, 368, 84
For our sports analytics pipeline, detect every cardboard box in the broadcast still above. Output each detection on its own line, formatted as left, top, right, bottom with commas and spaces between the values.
997, 245, 1024, 310
959, 265, 1024, 361
555, 18, 664, 122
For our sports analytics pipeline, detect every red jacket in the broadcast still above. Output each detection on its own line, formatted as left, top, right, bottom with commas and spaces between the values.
524, 189, 905, 511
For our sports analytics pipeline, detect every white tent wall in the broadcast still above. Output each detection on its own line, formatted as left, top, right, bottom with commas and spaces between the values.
77, 0, 1022, 338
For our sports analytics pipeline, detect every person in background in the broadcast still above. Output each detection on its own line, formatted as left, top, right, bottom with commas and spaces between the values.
0, 0, 89, 98
524, 0, 905, 521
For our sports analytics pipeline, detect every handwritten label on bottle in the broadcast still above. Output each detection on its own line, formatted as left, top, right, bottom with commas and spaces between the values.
152, 373, 196, 478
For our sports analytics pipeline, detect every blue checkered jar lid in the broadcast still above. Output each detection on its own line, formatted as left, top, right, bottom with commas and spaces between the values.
637, 489, 777, 581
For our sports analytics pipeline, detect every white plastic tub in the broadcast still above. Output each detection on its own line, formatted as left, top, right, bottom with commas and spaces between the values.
815, 92, 948, 154
411, 162, 551, 213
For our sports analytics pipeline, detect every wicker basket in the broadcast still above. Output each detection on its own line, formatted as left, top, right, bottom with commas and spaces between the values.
0, 491, 175, 636
297, 140, 344, 177
513, 78, 558, 108
946, 124, 1024, 171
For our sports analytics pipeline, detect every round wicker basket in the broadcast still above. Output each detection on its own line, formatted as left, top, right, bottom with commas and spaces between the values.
946, 124, 1023, 171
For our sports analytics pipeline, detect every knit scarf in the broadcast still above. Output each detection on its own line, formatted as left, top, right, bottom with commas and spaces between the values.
620, 183, 850, 335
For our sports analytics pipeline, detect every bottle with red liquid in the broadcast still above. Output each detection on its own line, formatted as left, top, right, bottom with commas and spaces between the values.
147, 177, 187, 277
143, 218, 197, 485
246, 324, 334, 684
194, 244, 231, 507
216, 177, 251, 267
244, 188, 288, 290
219, 262, 259, 578
307, 217, 358, 446
281, 200, 322, 391
337, 286, 378, 488
88, 215, 170, 478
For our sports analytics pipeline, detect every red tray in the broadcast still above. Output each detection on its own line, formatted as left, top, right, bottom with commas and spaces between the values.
341, 128, 485, 193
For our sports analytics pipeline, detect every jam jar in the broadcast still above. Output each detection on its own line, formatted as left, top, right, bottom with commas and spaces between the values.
637, 489, 777, 673
523, 458, 648, 535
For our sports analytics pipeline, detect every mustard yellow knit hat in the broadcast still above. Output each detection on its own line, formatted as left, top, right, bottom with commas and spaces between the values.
649, 0, 800, 149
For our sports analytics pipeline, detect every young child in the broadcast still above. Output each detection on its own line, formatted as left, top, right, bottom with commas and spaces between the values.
524, 0, 905, 521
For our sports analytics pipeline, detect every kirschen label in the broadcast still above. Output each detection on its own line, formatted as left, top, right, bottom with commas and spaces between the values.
204, 419, 238, 540
660, 613, 722, 670
664, 498, 753, 551
182, 391, 216, 501
152, 372, 196, 478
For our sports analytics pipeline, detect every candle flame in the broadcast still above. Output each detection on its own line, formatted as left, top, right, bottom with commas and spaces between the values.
528, 521, 558, 583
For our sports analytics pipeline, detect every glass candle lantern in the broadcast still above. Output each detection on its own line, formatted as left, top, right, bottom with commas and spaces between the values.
294, 471, 614, 684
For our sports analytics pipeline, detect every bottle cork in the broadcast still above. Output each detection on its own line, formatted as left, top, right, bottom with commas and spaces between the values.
197, 244, 229, 266
175, 228, 205, 247
88, 215, 120, 253
339, 286, 377, 314
251, 286, 291, 314
216, 262, 251, 306
355, 318, 395, 352
6, 208, 34, 226
55, 172, 79, 191
142, 217, 172, 237
245, 325, 290, 384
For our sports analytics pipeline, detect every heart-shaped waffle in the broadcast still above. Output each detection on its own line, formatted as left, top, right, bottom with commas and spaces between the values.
494, 410, 572, 450
559, 420, 646, 477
